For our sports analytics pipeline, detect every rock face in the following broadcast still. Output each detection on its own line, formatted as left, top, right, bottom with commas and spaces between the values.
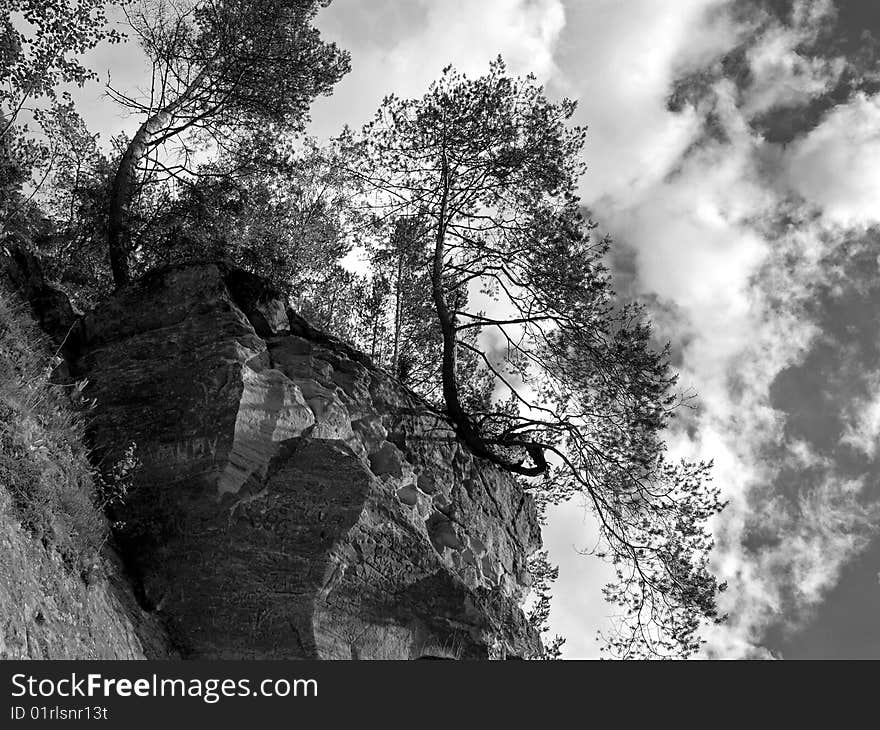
0, 520, 170, 659
73, 263, 543, 659
0, 245, 77, 344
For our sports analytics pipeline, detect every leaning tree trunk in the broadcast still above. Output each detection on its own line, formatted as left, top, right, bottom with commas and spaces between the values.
107, 109, 171, 288
391, 248, 403, 377
430, 149, 547, 478
431, 150, 467, 430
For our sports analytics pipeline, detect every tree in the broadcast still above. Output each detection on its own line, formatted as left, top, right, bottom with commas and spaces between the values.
105, 0, 350, 286
362, 216, 444, 389
32, 100, 116, 303
0, 123, 47, 245
129, 134, 359, 287
0, 0, 126, 138
353, 59, 726, 658
527, 549, 565, 660
0, 1, 124, 244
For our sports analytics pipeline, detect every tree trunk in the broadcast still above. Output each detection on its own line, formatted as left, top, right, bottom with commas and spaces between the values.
431, 149, 465, 427
430, 148, 547, 477
107, 109, 171, 288
392, 249, 403, 377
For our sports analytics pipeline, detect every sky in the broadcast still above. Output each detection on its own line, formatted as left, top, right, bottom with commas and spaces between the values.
75, 0, 880, 658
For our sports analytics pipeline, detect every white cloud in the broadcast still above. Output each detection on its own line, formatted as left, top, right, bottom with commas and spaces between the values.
782, 93, 880, 228
553, 0, 733, 204
742, 0, 844, 117
309, 0, 566, 137
521, 0, 876, 657
758, 475, 878, 604
562, 0, 878, 655
841, 374, 880, 458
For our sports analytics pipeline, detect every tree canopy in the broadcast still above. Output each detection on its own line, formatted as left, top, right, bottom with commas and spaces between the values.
0, 0, 126, 136
105, 0, 350, 285
0, 0, 125, 244
350, 59, 726, 658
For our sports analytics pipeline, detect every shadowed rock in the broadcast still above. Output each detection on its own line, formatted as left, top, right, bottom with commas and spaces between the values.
0, 245, 78, 347
74, 262, 543, 659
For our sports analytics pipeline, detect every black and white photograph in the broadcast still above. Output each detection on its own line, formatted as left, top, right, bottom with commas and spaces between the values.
1, 0, 879, 699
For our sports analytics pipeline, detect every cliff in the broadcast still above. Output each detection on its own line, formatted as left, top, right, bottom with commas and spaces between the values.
1, 253, 543, 660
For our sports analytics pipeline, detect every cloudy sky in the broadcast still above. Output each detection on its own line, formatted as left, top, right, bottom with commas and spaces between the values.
79, 0, 880, 658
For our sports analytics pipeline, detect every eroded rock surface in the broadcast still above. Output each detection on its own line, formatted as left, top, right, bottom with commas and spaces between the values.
74, 263, 543, 659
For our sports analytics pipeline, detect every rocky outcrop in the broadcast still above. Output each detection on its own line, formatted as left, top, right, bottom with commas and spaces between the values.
0, 245, 77, 345
72, 263, 543, 659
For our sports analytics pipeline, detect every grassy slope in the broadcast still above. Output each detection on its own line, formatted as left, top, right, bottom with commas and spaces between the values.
0, 285, 166, 658
0, 287, 105, 567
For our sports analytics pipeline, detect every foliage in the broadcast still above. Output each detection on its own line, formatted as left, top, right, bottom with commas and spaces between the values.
134, 135, 361, 286
0, 0, 125, 245
32, 101, 116, 304
352, 58, 727, 658
0, 0, 127, 133
526, 549, 565, 659
117, 0, 349, 136
94, 441, 138, 532
357, 217, 443, 388
0, 121, 49, 241
105, 0, 351, 284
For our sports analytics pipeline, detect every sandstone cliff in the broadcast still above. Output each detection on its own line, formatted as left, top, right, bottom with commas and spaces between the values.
71, 262, 543, 659
1, 252, 544, 660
